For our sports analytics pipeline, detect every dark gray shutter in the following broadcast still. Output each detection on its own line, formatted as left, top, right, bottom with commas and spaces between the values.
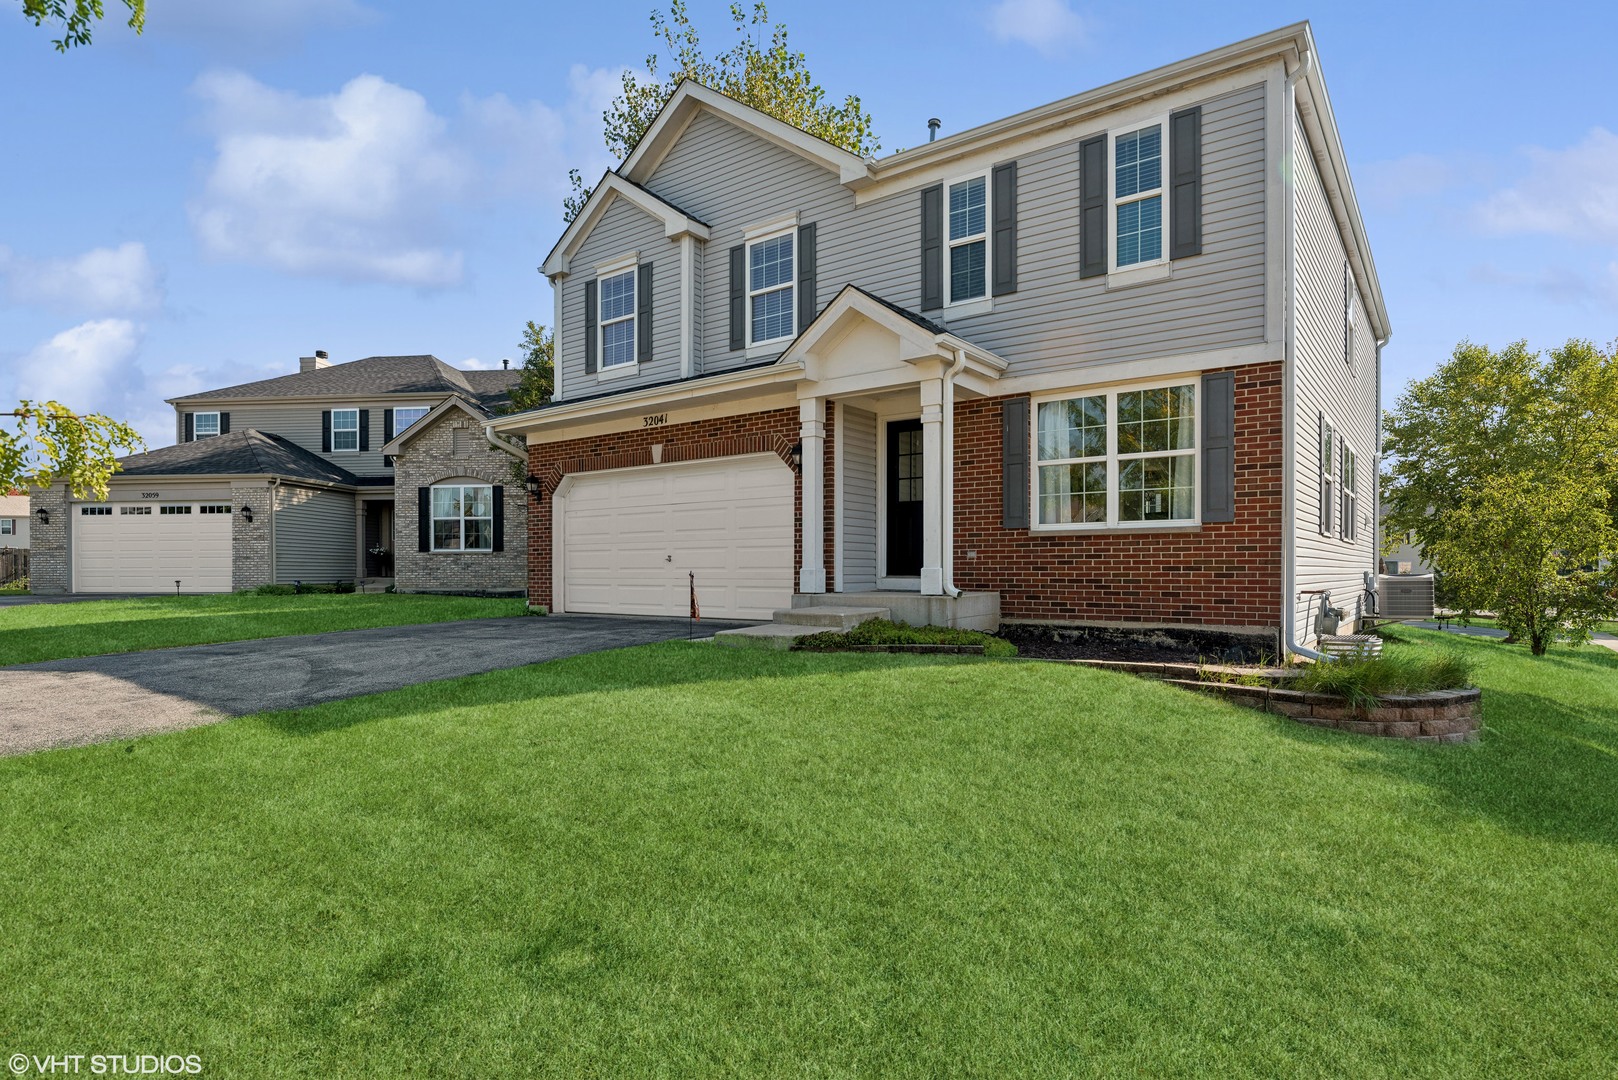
1169, 106, 1203, 259
991, 161, 1018, 296
797, 222, 817, 333
1199, 371, 1235, 523
637, 262, 653, 364
1001, 397, 1030, 529
218, 412, 230, 435
321, 410, 332, 452
418, 487, 431, 552
358, 409, 370, 451
728, 245, 745, 351
1079, 134, 1107, 278
383, 408, 395, 443
920, 184, 943, 311
183, 413, 194, 443
583, 279, 598, 375
491, 485, 505, 552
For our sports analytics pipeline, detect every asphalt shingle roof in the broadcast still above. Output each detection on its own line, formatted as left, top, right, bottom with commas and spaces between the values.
114, 430, 362, 486
170, 355, 520, 412
848, 286, 949, 336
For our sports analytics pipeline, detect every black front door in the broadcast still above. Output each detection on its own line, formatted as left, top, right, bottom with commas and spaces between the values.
886, 418, 924, 577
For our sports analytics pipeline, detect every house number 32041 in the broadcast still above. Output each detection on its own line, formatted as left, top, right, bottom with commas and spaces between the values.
642, 414, 667, 428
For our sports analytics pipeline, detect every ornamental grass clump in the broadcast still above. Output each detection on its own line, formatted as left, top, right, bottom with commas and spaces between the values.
1295, 649, 1476, 710
793, 619, 1017, 657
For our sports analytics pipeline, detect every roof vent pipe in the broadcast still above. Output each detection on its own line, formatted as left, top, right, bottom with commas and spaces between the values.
502, 357, 510, 370
927, 118, 940, 142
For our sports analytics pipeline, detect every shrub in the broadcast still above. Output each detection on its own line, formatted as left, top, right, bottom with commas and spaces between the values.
793, 619, 1016, 657
1294, 649, 1476, 709
248, 582, 355, 596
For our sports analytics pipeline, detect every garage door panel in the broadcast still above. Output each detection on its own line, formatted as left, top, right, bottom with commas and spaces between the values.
74, 503, 233, 593
563, 455, 792, 620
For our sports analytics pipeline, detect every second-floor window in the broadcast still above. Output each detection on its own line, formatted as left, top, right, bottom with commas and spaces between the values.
1318, 415, 1335, 536
748, 231, 795, 346
193, 412, 220, 439
599, 268, 637, 368
332, 408, 360, 452
394, 406, 430, 431
0, 519, 13, 535
948, 175, 988, 303
1113, 123, 1164, 269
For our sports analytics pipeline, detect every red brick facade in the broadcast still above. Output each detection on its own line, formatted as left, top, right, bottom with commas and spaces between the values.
526, 362, 1284, 630
953, 362, 1284, 627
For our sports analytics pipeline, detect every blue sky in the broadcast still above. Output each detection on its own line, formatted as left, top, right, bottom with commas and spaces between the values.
2, 0, 1615, 447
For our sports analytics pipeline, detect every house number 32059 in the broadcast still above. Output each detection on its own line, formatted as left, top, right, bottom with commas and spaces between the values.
642, 414, 667, 428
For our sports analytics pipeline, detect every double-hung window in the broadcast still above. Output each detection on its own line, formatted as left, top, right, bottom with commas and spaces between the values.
747, 231, 795, 345
394, 406, 430, 432
1035, 381, 1197, 528
1318, 415, 1335, 536
598, 269, 637, 368
431, 484, 494, 552
331, 408, 359, 452
0, 519, 13, 535
193, 412, 220, 439
947, 175, 988, 303
1113, 123, 1164, 269
1340, 443, 1358, 542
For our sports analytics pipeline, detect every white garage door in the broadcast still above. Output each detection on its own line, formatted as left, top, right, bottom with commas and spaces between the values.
74, 502, 234, 593
561, 454, 793, 619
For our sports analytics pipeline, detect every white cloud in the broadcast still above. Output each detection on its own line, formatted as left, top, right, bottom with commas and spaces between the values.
0, 242, 163, 315
988, 0, 1087, 56
1475, 127, 1618, 244
188, 66, 626, 288
1468, 260, 1618, 310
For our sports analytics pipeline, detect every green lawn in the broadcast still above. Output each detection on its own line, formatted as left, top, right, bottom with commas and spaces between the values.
2, 631, 1615, 1076
0, 593, 527, 665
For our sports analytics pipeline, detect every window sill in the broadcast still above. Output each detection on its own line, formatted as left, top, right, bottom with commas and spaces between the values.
429, 549, 496, 555
745, 341, 789, 360
1029, 521, 1202, 536
597, 363, 639, 382
1106, 262, 1172, 291
940, 296, 993, 321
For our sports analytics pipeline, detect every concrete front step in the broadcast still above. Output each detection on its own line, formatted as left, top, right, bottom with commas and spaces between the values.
713, 623, 821, 650
772, 605, 890, 630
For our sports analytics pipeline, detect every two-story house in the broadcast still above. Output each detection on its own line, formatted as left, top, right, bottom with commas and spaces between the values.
28, 353, 528, 596
493, 22, 1387, 657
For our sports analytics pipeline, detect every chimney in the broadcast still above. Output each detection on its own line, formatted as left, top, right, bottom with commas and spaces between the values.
927, 118, 941, 143
299, 349, 331, 374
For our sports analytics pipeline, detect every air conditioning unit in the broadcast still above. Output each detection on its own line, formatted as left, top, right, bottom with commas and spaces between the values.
1377, 574, 1435, 619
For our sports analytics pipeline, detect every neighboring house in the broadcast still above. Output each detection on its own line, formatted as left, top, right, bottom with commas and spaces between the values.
1382, 529, 1433, 577
29, 353, 527, 595
492, 22, 1387, 655
0, 491, 29, 548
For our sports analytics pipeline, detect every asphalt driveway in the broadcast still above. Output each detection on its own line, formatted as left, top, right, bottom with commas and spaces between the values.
0, 614, 751, 756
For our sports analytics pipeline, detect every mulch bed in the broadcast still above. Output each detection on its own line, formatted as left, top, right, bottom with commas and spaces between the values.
995, 624, 1274, 665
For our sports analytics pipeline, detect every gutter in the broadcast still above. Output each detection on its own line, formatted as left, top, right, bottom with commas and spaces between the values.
941, 347, 969, 598
1281, 47, 1325, 662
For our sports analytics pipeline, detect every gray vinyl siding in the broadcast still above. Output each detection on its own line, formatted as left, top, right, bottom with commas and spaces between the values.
176, 400, 439, 477
559, 198, 682, 394
1291, 112, 1379, 636
838, 404, 878, 591
274, 485, 356, 583
618, 82, 1267, 390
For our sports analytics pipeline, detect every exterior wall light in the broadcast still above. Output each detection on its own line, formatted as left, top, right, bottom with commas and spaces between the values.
241, 505, 254, 523
35, 507, 49, 526
788, 441, 803, 471
523, 474, 543, 501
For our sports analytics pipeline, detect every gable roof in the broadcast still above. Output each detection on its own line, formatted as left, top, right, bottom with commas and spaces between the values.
620, 79, 875, 191
168, 355, 520, 411
542, 171, 711, 278
379, 395, 523, 460
111, 430, 361, 486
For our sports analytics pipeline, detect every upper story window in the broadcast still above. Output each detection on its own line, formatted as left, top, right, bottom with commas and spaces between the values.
748, 231, 795, 346
192, 412, 220, 439
331, 408, 360, 452
1034, 381, 1197, 529
0, 519, 13, 534
1317, 415, 1336, 536
947, 175, 988, 304
394, 406, 430, 431
1113, 123, 1164, 269
599, 268, 637, 368
431, 483, 494, 552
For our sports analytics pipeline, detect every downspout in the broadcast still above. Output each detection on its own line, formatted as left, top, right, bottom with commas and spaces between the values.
1281, 47, 1325, 661
941, 346, 969, 598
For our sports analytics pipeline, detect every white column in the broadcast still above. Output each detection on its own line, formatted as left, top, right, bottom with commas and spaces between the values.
798, 396, 827, 594
920, 379, 944, 595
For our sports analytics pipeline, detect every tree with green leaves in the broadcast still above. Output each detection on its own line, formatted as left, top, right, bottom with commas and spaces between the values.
3, 402, 144, 500
1383, 338, 1618, 652
565, 1, 879, 222
18, 0, 144, 50
505, 321, 554, 414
